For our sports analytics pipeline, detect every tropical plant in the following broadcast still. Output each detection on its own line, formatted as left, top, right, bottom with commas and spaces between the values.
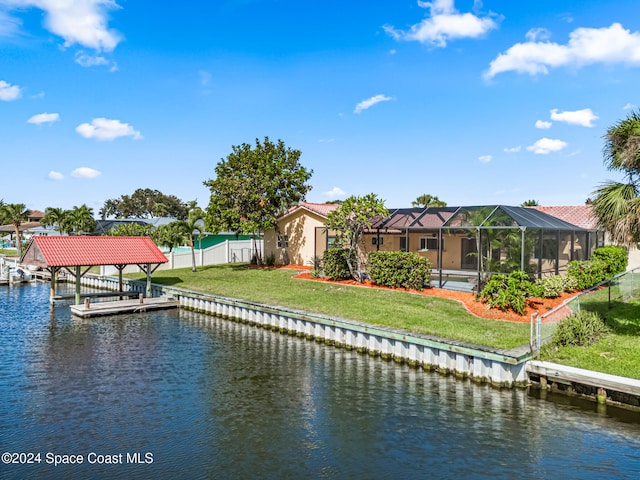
204, 136, 313, 265
153, 222, 186, 252
324, 193, 389, 281
480, 270, 534, 315
106, 222, 154, 236
411, 194, 447, 208
66, 204, 97, 235
0, 203, 31, 256
175, 202, 204, 272
521, 199, 539, 206
40, 207, 70, 234
591, 110, 640, 246
550, 311, 610, 347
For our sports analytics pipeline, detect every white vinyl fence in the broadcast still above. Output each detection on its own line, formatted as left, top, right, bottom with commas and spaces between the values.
101, 239, 263, 275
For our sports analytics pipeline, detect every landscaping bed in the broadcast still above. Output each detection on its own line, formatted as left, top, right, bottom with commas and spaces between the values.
292, 270, 575, 323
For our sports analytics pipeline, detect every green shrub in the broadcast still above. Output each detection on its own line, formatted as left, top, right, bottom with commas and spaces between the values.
592, 245, 628, 277
562, 274, 579, 293
265, 252, 276, 267
535, 275, 565, 298
322, 248, 353, 280
567, 259, 608, 290
480, 270, 534, 315
367, 251, 431, 290
551, 310, 610, 347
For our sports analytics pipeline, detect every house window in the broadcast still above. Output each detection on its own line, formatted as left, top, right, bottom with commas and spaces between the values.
419, 236, 443, 251
327, 236, 338, 248
277, 235, 289, 248
372, 236, 384, 246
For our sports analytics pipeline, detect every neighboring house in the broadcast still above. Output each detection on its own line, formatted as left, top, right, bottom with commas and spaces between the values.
266, 203, 610, 281
264, 202, 339, 266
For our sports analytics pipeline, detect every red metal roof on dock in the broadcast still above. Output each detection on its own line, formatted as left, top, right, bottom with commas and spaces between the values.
26, 236, 168, 267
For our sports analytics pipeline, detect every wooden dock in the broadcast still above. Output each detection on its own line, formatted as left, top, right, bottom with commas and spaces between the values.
70, 297, 179, 318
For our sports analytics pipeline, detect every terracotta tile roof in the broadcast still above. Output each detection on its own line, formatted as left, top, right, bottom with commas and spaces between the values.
25, 236, 168, 267
529, 206, 598, 229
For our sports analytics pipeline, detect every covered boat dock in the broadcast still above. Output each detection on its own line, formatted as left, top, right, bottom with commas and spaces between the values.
21, 236, 169, 305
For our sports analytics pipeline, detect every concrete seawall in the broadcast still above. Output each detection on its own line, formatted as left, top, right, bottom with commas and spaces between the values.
77, 275, 534, 387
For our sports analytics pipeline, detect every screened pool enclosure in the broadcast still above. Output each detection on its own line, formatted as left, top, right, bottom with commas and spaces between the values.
369, 205, 605, 291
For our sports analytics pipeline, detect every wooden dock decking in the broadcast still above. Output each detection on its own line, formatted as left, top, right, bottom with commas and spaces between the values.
70, 297, 179, 318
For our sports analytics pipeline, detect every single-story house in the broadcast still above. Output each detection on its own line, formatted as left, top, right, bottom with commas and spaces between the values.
265, 203, 611, 288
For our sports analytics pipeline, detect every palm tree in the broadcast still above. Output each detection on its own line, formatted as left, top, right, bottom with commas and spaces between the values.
153, 223, 186, 252
40, 207, 69, 235
1, 203, 31, 256
67, 204, 97, 235
178, 203, 204, 272
411, 194, 447, 208
591, 110, 640, 246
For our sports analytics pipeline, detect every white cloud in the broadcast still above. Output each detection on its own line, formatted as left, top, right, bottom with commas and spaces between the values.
384, 0, 498, 48
3, 0, 122, 52
485, 23, 640, 79
550, 108, 598, 127
71, 167, 101, 178
526, 137, 568, 155
535, 120, 552, 129
354, 94, 392, 113
504, 146, 521, 153
27, 112, 60, 124
478, 154, 492, 163
75, 117, 143, 141
0, 80, 21, 101
623, 103, 637, 110
75, 51, 110, 67
48, 170, 64, 180
324, 186, 346, 199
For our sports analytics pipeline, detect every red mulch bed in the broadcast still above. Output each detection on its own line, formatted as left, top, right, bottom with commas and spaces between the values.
289, 267, 574, 323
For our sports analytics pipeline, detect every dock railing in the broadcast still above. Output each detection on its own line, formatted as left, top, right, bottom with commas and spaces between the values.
530, 267, 639, 351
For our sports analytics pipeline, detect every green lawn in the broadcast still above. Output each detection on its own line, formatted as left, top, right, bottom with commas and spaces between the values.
128, 264, 531, 350
540, 285, 640, 379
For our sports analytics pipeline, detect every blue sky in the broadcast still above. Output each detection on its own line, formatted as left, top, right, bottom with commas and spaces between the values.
1, 0, 640, 213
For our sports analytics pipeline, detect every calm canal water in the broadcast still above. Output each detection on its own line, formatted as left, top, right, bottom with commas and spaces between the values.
1, 283, 639, 480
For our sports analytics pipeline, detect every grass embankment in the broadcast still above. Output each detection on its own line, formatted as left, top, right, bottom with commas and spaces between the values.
540, 286, 640, 379
128, 264, 530, 350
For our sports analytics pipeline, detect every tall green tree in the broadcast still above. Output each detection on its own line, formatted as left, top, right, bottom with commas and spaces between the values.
1, 203, 31, 256
204, 137, 313, 264
40, 207, 70, 234
411, 194, 447, 208
67, 204, 97, 235
591, 110, 640, 246
521, 199, 539, 207
106, 222, 154, 236
324, 193, 389, 281
100, 188, 189, 220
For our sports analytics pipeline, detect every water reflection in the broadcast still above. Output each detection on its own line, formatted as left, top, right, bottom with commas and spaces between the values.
1, 284, 639, 479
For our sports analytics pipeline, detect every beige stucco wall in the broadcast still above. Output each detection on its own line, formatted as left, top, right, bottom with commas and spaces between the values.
264, 209, 328, 266
361, 231, 467, 270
